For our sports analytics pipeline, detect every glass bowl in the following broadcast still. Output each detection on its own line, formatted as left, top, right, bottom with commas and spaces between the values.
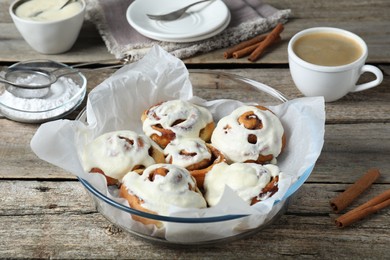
0, 59, 87, 123
74, 70, 314, 246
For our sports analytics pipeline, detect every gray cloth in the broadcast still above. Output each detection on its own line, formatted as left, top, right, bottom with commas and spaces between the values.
86, 0, 291, 61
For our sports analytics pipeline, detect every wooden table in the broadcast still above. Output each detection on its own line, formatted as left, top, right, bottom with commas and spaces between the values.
1, 0, 389, 258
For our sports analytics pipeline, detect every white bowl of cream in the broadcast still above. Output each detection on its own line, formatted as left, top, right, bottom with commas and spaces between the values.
9, 0, 85, 54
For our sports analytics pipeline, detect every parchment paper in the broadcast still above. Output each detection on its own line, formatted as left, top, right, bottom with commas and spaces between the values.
31, 46, 325, 243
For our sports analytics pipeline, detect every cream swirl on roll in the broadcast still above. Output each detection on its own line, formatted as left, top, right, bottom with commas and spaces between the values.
211, 105, 285, 164
81, 130, 162, 181
164, 138, 212, 169
142, 100, 214, 148
204, 162, 281, 206
164, 137, 225, 189
121, 164, 207, 217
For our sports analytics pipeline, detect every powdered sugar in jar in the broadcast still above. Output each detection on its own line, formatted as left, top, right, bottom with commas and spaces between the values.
0, 60, 87, 123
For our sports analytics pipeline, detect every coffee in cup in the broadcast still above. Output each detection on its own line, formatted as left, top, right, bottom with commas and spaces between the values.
288, 27, 383, 102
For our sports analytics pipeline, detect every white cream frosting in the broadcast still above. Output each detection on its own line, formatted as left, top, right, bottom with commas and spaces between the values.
211, 106, 284, 163
204, 162, 281, 206
142, 100, 213, 139
81, 130, 157, 180
15, 0, 83, 22
164, 138, 211, 168
122, 164, 207, 215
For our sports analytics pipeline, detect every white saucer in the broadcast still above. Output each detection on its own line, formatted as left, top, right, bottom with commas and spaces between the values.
144, 12, 231, 43
126, 0, 230, 42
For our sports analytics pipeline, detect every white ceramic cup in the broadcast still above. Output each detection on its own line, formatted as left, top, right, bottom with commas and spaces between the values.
9, 0, 86, 54
288, 27, 383, 102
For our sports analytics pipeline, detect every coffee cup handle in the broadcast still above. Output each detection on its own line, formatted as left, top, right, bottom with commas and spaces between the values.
351, 65, 383, 92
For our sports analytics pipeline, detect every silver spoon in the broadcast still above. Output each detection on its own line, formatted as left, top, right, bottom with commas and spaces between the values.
146, 0, 212, 21
1, 56, 130, 98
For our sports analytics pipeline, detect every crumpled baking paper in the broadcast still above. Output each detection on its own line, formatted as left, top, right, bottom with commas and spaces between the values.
31, 46, 325, 243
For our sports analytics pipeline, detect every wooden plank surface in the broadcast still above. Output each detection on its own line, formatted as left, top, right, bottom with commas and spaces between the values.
1, 0, 390, 258
0, 64, 389, 257
1, 67, 388, 123
0, 0, 389, 64
1, 67, 389, 180
1, 112, 389, 180
1, 181, 390, 259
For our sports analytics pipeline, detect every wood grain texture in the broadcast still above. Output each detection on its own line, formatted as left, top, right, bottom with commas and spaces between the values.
2, 119, 389, 181
1, 66, 388, 123
1, 0, 389, 258
1, 181, 389, 259
0, 0, 389, 64
1, 67, 389, 180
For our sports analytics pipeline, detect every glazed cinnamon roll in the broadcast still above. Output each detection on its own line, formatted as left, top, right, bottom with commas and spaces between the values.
211, 105, 286, 164
164, 138, 225, 188
81, 130, 164, 185
120, 164, 207, 227
203, 162, 282, 206
141, 100, 215, 149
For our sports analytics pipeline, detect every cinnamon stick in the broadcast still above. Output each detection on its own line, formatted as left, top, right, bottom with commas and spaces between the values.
248, 23, 284, 62
232, 36, 281, 59
223, 33, 268, 59
335, 189, 390, 228
330, 168, 380, 213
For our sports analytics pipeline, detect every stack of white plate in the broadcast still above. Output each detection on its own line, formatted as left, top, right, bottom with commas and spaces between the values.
126, 0, 231, 43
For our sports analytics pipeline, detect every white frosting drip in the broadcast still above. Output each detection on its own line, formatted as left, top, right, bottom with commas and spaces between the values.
164, 138, 211, 168
122, 164, 207, 215
81, 131, 156, 180
204, 162, 281, 206
142, 100, 213, 139
211, 106, 284, 163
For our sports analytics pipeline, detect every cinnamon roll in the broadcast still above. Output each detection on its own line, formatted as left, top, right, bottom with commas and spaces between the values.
164, 138, 225, 188
141, 100, 215, 149
120, 164, 207, 227
203, 162, 282, 206
211, 105, 286, 164
81, 130, 164, 185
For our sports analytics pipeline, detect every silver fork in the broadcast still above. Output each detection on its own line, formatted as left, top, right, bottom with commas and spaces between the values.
146, 0, 212, 21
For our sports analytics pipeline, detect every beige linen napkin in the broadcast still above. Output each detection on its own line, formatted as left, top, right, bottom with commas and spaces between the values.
86, 0, 291, 61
